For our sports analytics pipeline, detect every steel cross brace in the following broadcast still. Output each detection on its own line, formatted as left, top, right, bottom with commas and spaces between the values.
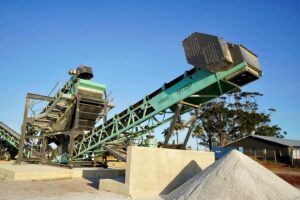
163, 101, 200, 149
16, 92, 70, 164
72, 106, 175, 160
0, 125, 20, 150
72, 62, 258, 160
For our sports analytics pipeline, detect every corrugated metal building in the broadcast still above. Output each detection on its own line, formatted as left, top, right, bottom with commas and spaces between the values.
225, 135, 300, 165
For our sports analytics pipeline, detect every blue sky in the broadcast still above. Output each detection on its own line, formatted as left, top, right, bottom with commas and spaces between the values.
0, 0, 300, 144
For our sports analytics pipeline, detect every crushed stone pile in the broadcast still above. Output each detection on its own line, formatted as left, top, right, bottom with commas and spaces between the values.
166, 150, 300, 200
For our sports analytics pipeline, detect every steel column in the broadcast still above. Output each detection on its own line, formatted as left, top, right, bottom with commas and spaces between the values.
16, 96, 30, 164
40, 136, 48, 163
163, 103, 183, 145
182, 107, 200, 149
68, 131, 75, 168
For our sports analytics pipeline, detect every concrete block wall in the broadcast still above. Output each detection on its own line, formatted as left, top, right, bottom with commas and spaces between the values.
100, 146, 215, 198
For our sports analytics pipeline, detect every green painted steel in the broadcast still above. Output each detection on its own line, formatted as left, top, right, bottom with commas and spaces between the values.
73, 79, 106, 94
72, 62, 261, 159
38, 78, 74, 118
149, 62, 248, 111
40, 77, 105, 114
0, 122, 20, 150
31, 77, 106, 135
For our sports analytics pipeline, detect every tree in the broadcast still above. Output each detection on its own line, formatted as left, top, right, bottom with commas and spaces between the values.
161, 128, 169, 138
195, 90, 286, 149
173, 117, 185, 144
202, 100, 229, 147
161, 117, 186, 145
192, 123, 204, 150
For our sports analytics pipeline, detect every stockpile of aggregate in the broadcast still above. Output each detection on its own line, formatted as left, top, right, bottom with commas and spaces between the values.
166, 150, 300, 200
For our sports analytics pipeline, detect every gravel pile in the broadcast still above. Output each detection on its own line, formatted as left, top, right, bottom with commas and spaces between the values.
166, 150, 300, 200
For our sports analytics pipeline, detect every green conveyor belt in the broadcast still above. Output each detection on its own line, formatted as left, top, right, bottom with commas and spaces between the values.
72, 61, 262, 159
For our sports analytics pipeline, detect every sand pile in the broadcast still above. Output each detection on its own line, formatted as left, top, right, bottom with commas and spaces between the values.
166, 150, 300, 200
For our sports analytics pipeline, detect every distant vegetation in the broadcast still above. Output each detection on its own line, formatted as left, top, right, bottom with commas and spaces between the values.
192, 89, 286, 149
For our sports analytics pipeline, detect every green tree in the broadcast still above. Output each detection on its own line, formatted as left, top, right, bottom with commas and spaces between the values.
196, 90, 286, 149
173, 117, 185, 144
199, 101, 229, 149
161, 117, 186, 145
192, 124, 204, 150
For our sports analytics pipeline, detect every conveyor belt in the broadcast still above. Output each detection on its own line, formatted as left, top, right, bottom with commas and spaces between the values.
72, 33, 263, 160
0, 121, 20, 158
104, 145, 127, 161
28, 78, 107, 135
0, 121, 20, 150
72, 61, 261, 160
16, 65, 112, 164
15, 33, 263, 165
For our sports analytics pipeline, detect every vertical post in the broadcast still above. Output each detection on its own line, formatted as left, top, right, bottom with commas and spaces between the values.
254, 149, 257, 160
164, 103, 182, 145
103, 90, 107, 123
291, 148, 294, 166
182, 108, 199, 149
16, 96, 30, 164
215, 74, 223, 95
263, 148, 267, 162
274, 149, 277, 163
68, 131, 75, 168
74, 95, 80, 130
68, 96, 80, 168
40, 136, 48, 163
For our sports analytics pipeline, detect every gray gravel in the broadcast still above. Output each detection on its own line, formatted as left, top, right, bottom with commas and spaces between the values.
166, 150, 300, 200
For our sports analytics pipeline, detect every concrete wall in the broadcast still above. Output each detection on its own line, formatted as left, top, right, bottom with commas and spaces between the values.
100, 146, 214, 198
0, 163, 124, 180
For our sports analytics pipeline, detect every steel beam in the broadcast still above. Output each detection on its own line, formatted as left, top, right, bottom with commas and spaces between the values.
72, 62, 261, 159
16, 97, 30, 164
27, 93, 55, 102
182, 108, 199, 149
163, 103, 182, 145
0, 122, 20, 150
40, 136, 48, 163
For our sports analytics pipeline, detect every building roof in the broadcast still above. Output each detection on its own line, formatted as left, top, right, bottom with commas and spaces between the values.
251, 135, 300, 147
225, 134, 300, 148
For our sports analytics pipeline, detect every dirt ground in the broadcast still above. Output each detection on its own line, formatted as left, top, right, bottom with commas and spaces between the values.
258, 161, 300, 188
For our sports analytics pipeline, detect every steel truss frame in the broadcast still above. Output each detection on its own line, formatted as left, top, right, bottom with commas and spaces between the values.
0, 122, 20, 150
16, 93, 57, 164
14, 61, 261, 165
72, 62, 260, 160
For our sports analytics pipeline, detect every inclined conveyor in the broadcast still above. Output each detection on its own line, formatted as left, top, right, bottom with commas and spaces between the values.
10, 32, 262, 166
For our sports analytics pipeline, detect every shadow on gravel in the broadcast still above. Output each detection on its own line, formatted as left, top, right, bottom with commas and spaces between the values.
81, 169, 125, 190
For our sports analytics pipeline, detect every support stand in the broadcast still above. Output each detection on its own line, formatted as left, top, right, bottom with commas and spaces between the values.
163, 103, 182, 145
163, 101, 200, 150
16, 97, 30, 164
